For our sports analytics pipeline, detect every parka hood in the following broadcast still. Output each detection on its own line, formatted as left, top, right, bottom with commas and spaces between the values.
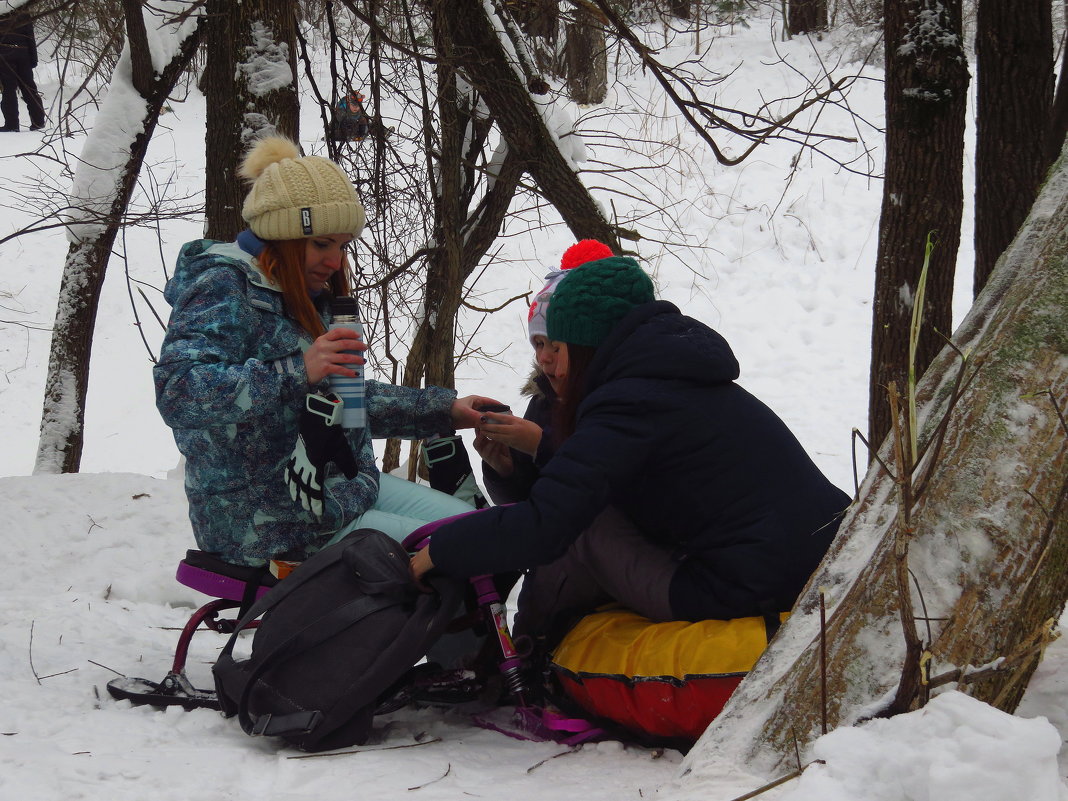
165, 239, 275, 307
587, 300, 740, 391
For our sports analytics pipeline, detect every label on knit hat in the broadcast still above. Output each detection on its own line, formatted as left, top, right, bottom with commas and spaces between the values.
300, 207, 313, 235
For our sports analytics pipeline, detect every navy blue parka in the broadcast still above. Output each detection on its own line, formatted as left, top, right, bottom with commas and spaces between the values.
429, 301, 850, 622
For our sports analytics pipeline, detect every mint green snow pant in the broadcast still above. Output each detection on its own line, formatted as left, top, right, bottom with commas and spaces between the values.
325, 472, 476, 547
325, 473, 482, 668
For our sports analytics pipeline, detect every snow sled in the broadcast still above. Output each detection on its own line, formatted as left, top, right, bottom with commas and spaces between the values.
106, 523, 604, 749
106, 550, 279, 710
549, 608, 788, 744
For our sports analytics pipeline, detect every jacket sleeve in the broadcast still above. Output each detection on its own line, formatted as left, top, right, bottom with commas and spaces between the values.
154, 266, 307, 429
429, 387, 658, 577
482, 455, 538, 506
365, 380, 456, 440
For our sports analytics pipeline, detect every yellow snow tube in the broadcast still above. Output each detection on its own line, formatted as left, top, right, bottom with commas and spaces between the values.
550, 608, 787, 742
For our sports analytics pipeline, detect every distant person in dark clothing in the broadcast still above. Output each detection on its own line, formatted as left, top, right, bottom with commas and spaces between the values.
0, 11, 45, 132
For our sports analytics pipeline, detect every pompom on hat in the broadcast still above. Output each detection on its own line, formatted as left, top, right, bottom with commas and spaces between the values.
527, 240, 615, 343
239, 136, 366, 240
546, 256, 655, 348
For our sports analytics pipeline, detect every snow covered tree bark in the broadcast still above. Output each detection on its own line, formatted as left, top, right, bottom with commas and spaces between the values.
868, 0, 969, 451
973, 0, 1054, 296
35, 2, 203, 474
1050, 1, 1068, 165
563, 5, 607, 105
442, 0, 620, 248
509, 0, 559, 77
203, 0, 299, 241
666, 136, 1068, 794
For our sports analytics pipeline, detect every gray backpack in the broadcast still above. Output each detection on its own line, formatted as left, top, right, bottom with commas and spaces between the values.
212, 528, 464, 751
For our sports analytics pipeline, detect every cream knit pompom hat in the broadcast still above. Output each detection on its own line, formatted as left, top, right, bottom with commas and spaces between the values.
239, 137, 366, 240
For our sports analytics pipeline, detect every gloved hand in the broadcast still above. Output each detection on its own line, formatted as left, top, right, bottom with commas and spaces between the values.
285, 392, 359, 518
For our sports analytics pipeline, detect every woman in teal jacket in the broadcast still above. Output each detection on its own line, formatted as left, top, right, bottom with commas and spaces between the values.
155, 137, 492, 566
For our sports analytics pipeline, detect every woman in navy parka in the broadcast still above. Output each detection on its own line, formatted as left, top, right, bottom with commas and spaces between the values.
412, 251, 851, 642
155, 137, 490, 567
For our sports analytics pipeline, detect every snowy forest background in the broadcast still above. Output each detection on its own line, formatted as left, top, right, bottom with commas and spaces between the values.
0, 1, 1067, 799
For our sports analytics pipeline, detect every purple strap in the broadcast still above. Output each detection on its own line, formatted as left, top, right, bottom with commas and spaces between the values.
473, 705, 606, 745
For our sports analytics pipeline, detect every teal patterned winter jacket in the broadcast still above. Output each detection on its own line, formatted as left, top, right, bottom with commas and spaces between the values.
155, 238, 457, 566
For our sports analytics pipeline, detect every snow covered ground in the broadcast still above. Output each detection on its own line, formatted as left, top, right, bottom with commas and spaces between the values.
0, 9, 1064, 801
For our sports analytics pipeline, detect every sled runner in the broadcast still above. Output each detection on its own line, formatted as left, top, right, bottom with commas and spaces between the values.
106, 551, 279, 710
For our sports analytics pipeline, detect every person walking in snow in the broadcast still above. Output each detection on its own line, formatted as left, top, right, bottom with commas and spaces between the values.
155, 136, 498, 567
331, 89, 370, 142
0, 11, 45, 132
412, 246, 852, 647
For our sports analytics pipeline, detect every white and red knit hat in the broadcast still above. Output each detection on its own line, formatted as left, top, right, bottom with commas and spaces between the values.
527, 239, 614, 344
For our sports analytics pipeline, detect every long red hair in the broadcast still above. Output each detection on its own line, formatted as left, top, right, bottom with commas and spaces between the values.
552, 342, 599, 446
258, 239, 351, 337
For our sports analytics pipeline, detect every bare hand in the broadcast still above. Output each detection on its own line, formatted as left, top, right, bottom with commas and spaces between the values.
409, 547, 435, 592
477, 414, 542, 457
304, 327, 367, 385
474, 430, 514, 476
450, 395, 506, 430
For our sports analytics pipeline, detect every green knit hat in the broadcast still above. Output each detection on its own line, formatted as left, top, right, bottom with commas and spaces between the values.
546, 256, 655, 347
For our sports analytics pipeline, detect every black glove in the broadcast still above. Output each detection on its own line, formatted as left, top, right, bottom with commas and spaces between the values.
285, 392, 359, 519
421, 434, 488, 509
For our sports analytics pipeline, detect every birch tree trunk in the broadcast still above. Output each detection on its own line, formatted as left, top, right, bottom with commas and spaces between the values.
666, 136, 1068, 792
35, 2, 203, 474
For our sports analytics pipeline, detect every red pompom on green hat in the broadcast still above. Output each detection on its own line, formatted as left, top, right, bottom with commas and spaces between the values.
559, 239, 614, 270
527, 240, 616, 342
546, 256, 655, 348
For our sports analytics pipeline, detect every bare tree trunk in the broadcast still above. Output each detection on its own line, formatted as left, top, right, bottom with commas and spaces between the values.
1049, 1, 1068, 166
444, 0, 621, 249
666, 136, 1068, 791
510, 0, 560, 77
669, 0, 691, 21
379, 0, 529, 475
421, 5, 465, 392
868, 0, 969, 451
787, 0, 828, 36
203, 0, 299, 241
973, 0, 1054, 296
563, 5, 607, 105
35, 3, 203, 474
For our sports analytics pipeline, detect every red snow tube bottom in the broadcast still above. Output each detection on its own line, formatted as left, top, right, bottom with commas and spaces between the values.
549, 608, 787, 742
